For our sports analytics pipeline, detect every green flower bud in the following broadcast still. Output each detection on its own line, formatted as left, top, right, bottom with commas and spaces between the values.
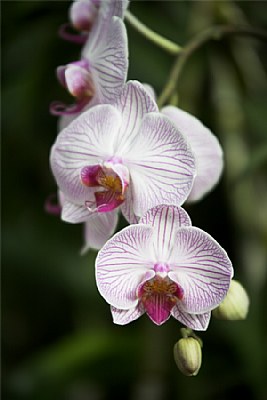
212, 279, 249, 320
173, 337, 202, 376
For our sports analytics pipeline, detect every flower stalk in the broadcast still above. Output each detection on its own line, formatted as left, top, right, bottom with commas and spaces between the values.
158, 24, 267, 107
125, 11, 182, 55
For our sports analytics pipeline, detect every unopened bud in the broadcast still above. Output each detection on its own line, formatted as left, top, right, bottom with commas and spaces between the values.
173, 337, 202, 376
70, 0, 99, 32
212, 279, 249, 320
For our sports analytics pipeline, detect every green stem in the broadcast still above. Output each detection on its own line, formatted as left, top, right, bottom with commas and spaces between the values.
125, 11, 182, 55
158, 24, 267, 108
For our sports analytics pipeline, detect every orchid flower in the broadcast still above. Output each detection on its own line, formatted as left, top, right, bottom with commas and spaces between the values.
60, 0, 129, 44
50, 81, 196, 229
51, 11, 128, 115
96, 205, 233, 329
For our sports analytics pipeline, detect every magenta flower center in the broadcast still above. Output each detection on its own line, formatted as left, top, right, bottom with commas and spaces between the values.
81, 164, 129, 212
138, 275, 184, 325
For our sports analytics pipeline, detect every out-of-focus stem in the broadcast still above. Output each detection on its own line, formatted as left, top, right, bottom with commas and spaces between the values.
125, 11, 182, 55
158, 24, 267, 108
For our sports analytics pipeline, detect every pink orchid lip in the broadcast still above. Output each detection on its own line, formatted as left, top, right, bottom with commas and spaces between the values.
138, 275, 184, 325
57, 60, 95, 98
81, 163, 129, 213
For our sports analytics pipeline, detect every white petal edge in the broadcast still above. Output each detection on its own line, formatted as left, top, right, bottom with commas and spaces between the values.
81, 210, 119, 253
168, 227, 233, 314
171, 307, 211, 331
61, 199, 90, 223
161, 106, 223, 201
96, 224, 155, 309
50, 104, 121, 204
139, 205, 192, 262
84, 17, 128, 104
111, 304, 145, 325
114, 81, 158, 154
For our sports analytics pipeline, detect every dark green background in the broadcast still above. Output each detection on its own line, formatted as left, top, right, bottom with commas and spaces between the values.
2, 1, 267, 399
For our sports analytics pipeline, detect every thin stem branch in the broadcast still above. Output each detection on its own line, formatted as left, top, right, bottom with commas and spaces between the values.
158, 24, 267, 108
125, 11, 182, 56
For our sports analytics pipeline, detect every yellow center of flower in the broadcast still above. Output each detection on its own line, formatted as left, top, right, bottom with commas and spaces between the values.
141, 276, 181, 299
99, 175, 122, 193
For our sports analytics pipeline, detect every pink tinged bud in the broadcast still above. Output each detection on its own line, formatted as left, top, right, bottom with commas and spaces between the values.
63, 61, 95, 99
138, 275, 184, 325
52, 60, 95, 116
70, 0, 99, 32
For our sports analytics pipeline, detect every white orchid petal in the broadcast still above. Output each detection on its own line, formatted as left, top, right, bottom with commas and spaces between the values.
139, 205, 192, 261
162, 106, 223, 201
142, 83, 156, 100
114, 81, 158, 154
100, 0, 129, 20
84, 16, 128, 104
171, 307, 211, 331
169, 227, 233, 314
120, 185, 139, 224
61, 199, 90, 223
81, 210, 119, 253
96, 225, 155, 309
124, 113, 196, 219
111, 304, 145, 325
50, 104, 121, 204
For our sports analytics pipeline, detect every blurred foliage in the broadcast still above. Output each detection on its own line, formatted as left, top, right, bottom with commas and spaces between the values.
2, 1, 267, 400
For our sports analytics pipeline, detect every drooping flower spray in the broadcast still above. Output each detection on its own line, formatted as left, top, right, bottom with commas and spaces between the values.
47, 0, 254, 376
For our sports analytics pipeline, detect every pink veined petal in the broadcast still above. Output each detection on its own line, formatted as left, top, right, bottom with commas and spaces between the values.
120, 185, 139, 225
124, 113, 196, 219
171, 307, 211, 331
114, 81, 158, 154
83, 16, 128, 104
81, 210, 118, 253
168, 227, 233, 314
140, 204, 191, 228
161, 106, 223, 202
50, 104, 121, 204
61, 198, 91, 223
139, 205, 192, 262
111, 304, 145, 325
100, 0, 129, 20
96, 225, 155, 309
142, 83, 156, 100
